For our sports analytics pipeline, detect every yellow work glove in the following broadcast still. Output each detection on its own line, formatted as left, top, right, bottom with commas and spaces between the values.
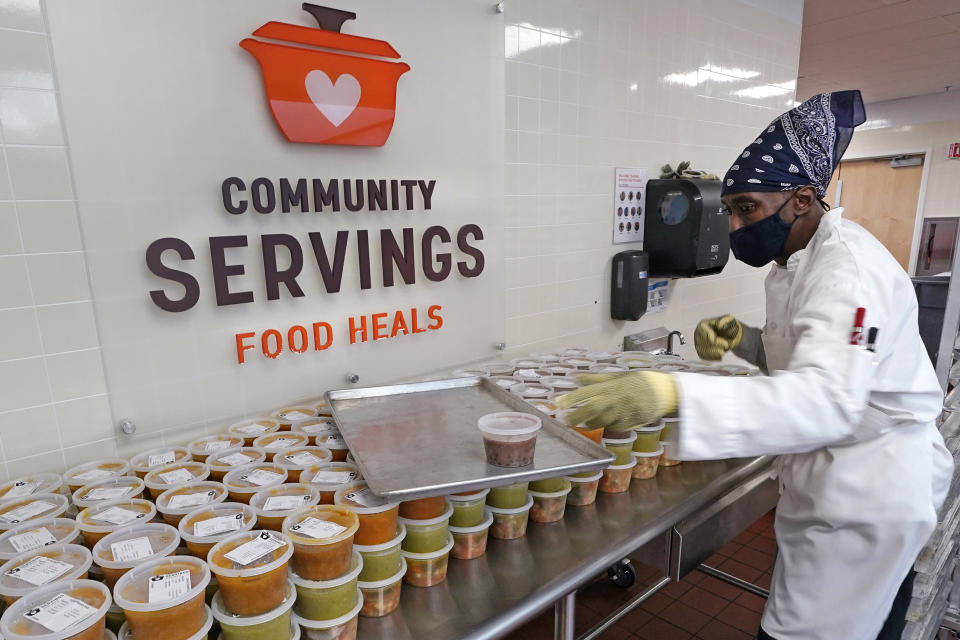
555, 371, 678, 434
694, 314, 743, 361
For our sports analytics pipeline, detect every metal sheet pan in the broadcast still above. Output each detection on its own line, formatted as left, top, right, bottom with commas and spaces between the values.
326, 376, 614, 501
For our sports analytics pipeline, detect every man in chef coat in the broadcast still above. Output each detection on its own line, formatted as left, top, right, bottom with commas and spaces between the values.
559, 90, 954, 639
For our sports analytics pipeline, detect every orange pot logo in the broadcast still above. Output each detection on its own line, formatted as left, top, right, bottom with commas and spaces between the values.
241, 3, 410, 147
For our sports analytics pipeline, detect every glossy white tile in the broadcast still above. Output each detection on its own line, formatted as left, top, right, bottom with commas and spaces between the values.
0, 88, 62, 144
0, 404, 58, 459
0, 356, 48, 412
0, 201, 20, 254
36, 301, 99, 354
16, 201, 81, 252
44, 349, 106, 401
0, 255, 31, 308
54, 394, 112, 447
0, 0, 44, 33
0, 28, 52, 90
0, 307, 40, 360
4, 145, 72, 200
25, 252, 89, 304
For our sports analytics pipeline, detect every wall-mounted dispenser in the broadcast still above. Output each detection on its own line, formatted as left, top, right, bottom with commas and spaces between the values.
611, 250, 649, 321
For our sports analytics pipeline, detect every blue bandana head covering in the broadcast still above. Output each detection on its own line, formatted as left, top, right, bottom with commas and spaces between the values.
722, 90, 866, 198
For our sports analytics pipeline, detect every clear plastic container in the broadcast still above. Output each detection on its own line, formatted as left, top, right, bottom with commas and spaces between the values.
599, 459, 637, 493
118, 605, 213, 640
565, 472, 602, 507
0, 578, 110, 640
487, 376, 520, 390
508, 384, 552, 401
585, 351, 619, 364
559, 356, 596, 370
222, 463, 288, 504
446, 489, 488, 528
227, 419, 281, 446
290, 551, 360, 621
253, 433, 310, 462
0, 517, 81, 561
291, 419, 339, 447
72, 477, 145, 509
449, 511, 492, 560
276, 447, 333, 483
509, 358, 544, 369
526, 399, 559, 416
400, 534, 453, 587
452, 368, 486, 378
659, 441, 681, 467
660, 417, 678, 441
479, 362, 514, 376
632, 423, 664, 452
357, 557, 405, 618
397, 496, 447, 521
632, 446, 664, 480
205, 447, 267, 483
302, 463, 360, 505
113, 555, 210, 640
0, 474, 63, 502
333, 484, 398, 546
155, 482, 228, 526
398, 504, 451, 554
250, 484, 321, 531
587, 363, 628, 374
601, 431, 637, 465
529, 477, 567, 493
212, 580, 295, 640
477, 413, 541, 468
528, 480, 571, 523
487, 498, 533, 540
309, 400, 333, 417
292, 590, 361, 640
143, 463, 211, 500
485, 483, 529, 510
129, 448, 192, 479
63, 460, 131, 493
511, 368, 543, 384
539, 376, 579, 393
271, 407, 319, 431
185, 436, 244, 464
207, 530, 293, 615
76, 499, 156, 550
353, 524, 404, 583
282, 505, 359, 581
315, 434, 350, 463
92, 523, 180, 589
0, 543, 93, 604
0, 494, 70, 532
539, 363, 577, 376
177, 502, 257, 559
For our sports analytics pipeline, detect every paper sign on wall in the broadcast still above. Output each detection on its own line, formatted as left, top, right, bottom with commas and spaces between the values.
613, 168, 647, 244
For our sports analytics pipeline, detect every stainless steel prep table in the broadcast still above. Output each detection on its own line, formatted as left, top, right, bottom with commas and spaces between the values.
357, 455, 777, 640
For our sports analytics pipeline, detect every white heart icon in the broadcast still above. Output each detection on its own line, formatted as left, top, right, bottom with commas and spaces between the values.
304, 71, 361, 127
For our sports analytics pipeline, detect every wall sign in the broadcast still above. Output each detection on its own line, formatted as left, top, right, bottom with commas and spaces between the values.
613, 168, 646, 244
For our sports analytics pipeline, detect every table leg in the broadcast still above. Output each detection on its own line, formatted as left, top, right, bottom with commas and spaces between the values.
554, 592, 576, 640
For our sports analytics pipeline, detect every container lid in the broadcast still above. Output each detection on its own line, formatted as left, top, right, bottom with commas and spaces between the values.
270, 406, 318, 425
397, 503, 452, 528
113, 555, 210, 613
211, 580, 295, 627
206, 530, 293, 578
446, 488, 489, 503
479, 362, 514, 376
301, 462, 360, 491
634, 423, 664, 433
156, 482, 228, 516
0, 494, 69, 530
289, 551, 361, 589
485, 497, 534, 516
539, 363, 578, 375
509, 383, 552, 399
292, 417, 339, 438
488, 376, 520, 389
177, 502, 257, 544
511, 368, 542, 382
357, 556, 406, 590
72, 476, 145, 508
566, 471, 603, 483
129, 447, 191, 475
447, 511, 494, 535
205, 447, 267, 471
92, 523, 180, 569
528, 352, 561, 363
399, 533, 454, 560
276, 446, 333, 471
0, 518, 80, 560
588, 364, 628, 374
291, 589, 362, 630
0, 474, 63, 501
316, 433, 349, 451
186, 435, 244, 459
605, 458, 638, 471
560, 347, 589, 356
249, 484, 321, 517
281, 505, 359, 545
227, 418, 280, 440
143, 462, 210, 491
528, 479, 572, 499
77, 499, 156, 533
559, 356, 596, 368
602, 431, 638, 445
222, 463, 288, 493
333, 483, 398, 515
632, 445, 665, 458
62, 459, 130, 487
0, 544, 92, 597
477, 412, 542, 437
118, 605, 212, 640
253, 432, 310, 454
0, 579, 111, 640
586, 351, 619, 361
509, 358, 544, 369
539, 376, 579, 391
352, 522, 405, 554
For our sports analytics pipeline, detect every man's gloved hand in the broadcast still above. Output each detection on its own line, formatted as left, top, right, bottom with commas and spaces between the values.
554, 371, 678, 434
694, 314, 743, 361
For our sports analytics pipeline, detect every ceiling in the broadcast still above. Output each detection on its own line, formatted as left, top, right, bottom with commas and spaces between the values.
797, 0, 960, 103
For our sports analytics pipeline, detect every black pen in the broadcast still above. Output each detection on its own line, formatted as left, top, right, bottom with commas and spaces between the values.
866, 327, 878, 353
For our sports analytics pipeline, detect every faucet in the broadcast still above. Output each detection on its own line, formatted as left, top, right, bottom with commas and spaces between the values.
666, 331, 686, 356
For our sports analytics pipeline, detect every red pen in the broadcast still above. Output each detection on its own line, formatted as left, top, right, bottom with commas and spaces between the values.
850, 307, 866, 346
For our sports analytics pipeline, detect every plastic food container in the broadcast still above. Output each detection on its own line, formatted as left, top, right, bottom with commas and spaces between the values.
526, 399, 559, 416
487, 498, 533, 540
632, 446, 664, 480
539, 376, 579, 393
353, 524, 404, 582
447, 489, 488, 528
0, 474, 63, 501
113, 555, 210, 640
77, 499, 156, 550
452, 368, 486, 378
398, 504, 451, 554
185, 435, 244, 464
333, 484, 398, 546
588, 363, 628, 374
315, 434, 350, 463
254, 433, 311, 462
143, 463, 211, 500
129, 448, 192, 479
290, 551, 360, 621
212, 580, 295, 640
488, 376, 520, 390
508, 384, 553, 401
0, 517, 81, 561
0, 543, 93, 604
660, 417, 678, 441
227, 419, 281, 446
118, 605, 213, 640
397, 496, 447, 521
282, 505, 358, 581
292, 418, 339, 447
540, 363, 577, 376
0, 494, 70, 532
601, 431, 637, 465
477, 413, 541, 467
529, 480, 571, 523
565, 472, 602, 506
0, 578, 110, 640
63, 460, 131, 493
632, 423, 664, 452
510, 358, 543, 369
660, 441, 681, 467
156, 482, 228, 526
449, 511, 492, 560
72, 477, 145, 509
207, 530, 293, 616
529, 477, 567, 493
599, 459, 637, 493
486, 483, 528, 510
586, 351, 619, 363
105, 601, 125, 635
177, 502, 257, 559
480, 362, 514, 376
250, 484, 322, 531
92, 523, 180, 588
302, 463, 361, 504
223, 463, 288, 504
205, 447, 267, 482
271, 407, 319, 432
400, 534, 453, 587
559, 356, 596, 370
357, 558, 405, 618
291, 591, 361, 640
276, 447, 333, 482
511, 368, 543, 384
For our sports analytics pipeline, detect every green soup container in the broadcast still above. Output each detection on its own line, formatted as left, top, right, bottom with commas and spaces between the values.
291, 550, 362, 621
212, 580, 296, 640
354, 523, 405, 582
399, 503, 452, 553
447, 489, 489, 527
632, 423, 664, 453
486, 483, 529, 509
602, 431, 637, 465
529, 477, 568, 493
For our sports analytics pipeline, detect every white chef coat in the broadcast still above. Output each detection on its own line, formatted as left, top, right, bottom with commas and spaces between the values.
672, 208, 954, 640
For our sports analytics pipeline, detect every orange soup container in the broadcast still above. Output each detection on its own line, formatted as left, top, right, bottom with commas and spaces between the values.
270, 407, 318, 432
143, 463, 211, 500
63, 459, 131, 494
398, 496, 447, 521
118, 606, 213, 640
222, 463, 287, 504
301, 463, 360, 505
316, 434, 350, 463
0, 517, 81, 562
0, 473, 63, 502
112, 555, 210, 640
0, 494, 70, 533
0, 578, 111, 640
0, 543, 92, 605
206, 530, 293, 616
129, 447, 192, 479
92, 523, 180, 589
334, 484, 398, 546
250, 484, 321, 531
72, 477, 145, 510
227, 419, 281, 446
205, 447, 267, 482
281, 505, 358, 581
253, 432, 310, 462
275, 447, 333, 483
177, 502, 257, 559
186, 436, 244, 464
76, 499, 156, 550
292, 417, 339, 446
155, 482, 228, 526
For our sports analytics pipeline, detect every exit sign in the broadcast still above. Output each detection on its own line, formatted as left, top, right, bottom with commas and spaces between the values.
949, 142, 960, 159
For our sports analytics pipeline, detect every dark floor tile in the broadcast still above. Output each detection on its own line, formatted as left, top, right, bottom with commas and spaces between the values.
758, 526, 777, 540
716, 558, 764, 582
732, 546, 776, 572
717, 540, 742, 557
635, 617, 693, 640
659, 600, 712, 634
618, 605, 653, 632
695, 619, 755, 640
732, 529, 757, 545
684, 571, 705, 585
698, 575, 743, 601
599, 624, 634, 639
746, 519, 768, 534
756, 572, 773, 590
734, 591, 767, 613
639, 590, 674, 615
684, 585, 730, 617
717, 602, 764, 634
663, 579, 693, 599
748, 534, 778, 555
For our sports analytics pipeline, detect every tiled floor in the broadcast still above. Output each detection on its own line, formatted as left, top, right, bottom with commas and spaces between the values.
505, 510, 777, 640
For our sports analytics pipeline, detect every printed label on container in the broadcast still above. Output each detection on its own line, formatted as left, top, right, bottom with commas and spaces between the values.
241, 469, 283, 487
5, 481, 38, 498
8, 527, 57, 553
193, 514, 243, 537
158, 468, 195, 485
279, 410, 310, 420
73, 468, 114, 483
303, 422, 337, 435
343, 488, 388, 508
263, 495, 310, 511
235, 423, 268, 435
167, 491, 216, 510
516, 368, 539, 378
6, 555, 73, 586
219, 453, 253, 467
322, 434, 346, 448
263, 437, 298, 451
0, 500, 56, 523
223, 532, 286, 566
147, 451, 176, 467
148, 569, 191, 603
110, 536, 153, 562
93, 507, 144, 525
311, 471, 357, 484
285, 452, 322, 466
82, 487, 131, 502
23, 593, 97, 633
289, 516, 347, 539
203, 440, 233, 452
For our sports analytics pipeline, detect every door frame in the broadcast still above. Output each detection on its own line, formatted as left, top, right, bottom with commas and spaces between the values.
836, 146, 932, 276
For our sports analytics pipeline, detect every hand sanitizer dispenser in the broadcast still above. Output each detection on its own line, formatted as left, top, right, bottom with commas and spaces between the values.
611, 250, 649, 321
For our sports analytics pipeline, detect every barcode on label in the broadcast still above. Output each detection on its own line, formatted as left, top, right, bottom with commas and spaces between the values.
0, 500, 56, 524
93, 507, 144, 525
193, 514, 243, 537
6, 556, 73, 586
147, 451, 176, 467
8, 527, 57, 553
289, 516, 347, 540
148, 569, 191, 603
110, 536, 153, 562
23, 593, 97, 633
223, 531, 285, 566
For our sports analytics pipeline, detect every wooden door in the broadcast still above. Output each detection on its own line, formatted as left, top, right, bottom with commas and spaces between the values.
824, 157, 923, 270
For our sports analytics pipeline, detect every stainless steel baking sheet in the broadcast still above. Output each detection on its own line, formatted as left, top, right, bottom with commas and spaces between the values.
326, 376, 614, 501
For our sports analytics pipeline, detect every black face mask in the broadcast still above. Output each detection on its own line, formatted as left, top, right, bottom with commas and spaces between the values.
729, 191, 798, 268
